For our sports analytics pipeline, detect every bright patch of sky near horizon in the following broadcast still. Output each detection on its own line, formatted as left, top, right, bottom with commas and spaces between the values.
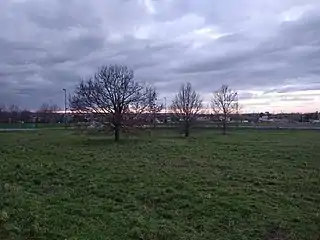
0, 0, 320, 113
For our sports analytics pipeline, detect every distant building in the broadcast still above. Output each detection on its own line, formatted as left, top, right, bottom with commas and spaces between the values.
310, 119, 320, 124
259, 115, 269, 122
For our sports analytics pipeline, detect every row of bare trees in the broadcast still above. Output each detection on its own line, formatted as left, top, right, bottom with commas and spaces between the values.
69, 64, 239, 141
0, 103, 61, 124
0, 104, 31, 123
172, 83, 238, 136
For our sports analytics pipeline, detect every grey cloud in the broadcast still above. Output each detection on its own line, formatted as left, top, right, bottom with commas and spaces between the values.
173, 11, 320, 92
279, 11, 320, 47
241, 101, 271, 107
0, 39, 46, 66
280, 96, 315, 102
263, 83, 320, 94
39, 34, 106, 67
20, 0, 100, 30
238, 92, 255, 100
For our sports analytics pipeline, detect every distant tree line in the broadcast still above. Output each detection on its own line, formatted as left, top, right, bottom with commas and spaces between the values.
0, 103, 63, 124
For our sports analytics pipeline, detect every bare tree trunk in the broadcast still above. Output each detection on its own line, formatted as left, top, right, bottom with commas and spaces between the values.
185, 121, 190, 137
114, 113, 121, 141
222, 120, 227, 135
114, 124, 120, 141
153, 112, 156, 129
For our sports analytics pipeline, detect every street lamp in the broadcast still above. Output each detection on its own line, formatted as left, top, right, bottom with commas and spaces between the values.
236, 93, 239, 127
62, 88, 67, 128
164, 97, 167, 123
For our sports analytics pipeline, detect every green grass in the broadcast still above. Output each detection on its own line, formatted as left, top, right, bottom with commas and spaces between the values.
0, 129, 319, 239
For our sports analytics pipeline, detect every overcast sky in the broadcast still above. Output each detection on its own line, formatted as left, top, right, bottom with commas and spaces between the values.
1, 0, 320, 112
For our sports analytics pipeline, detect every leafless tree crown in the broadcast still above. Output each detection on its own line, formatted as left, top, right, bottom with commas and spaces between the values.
147, 87, 163, 113
8, 104, 20, 113
70, 65, 147, 114
171, 82, 202, 121
211, 85, 238, 116
69, 64, 157, 140
38, 103, 60, 113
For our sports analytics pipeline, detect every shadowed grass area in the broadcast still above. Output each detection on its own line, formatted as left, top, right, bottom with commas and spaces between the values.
0, 129, 319, 239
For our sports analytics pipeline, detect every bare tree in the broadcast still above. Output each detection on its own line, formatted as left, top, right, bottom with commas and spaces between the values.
8, 104, 19, 113
39, 103, 60, 113
0, 104, 7, 122
211, 85, 238, 134
38, 103, 60, 123
0, 104, 5, 111
146, 87, 163, 128
171, 82, 202, 137
8, 104, 20, 123
69, 64, 155, 141
20, 109, 32, 123
0, 104, 5, 115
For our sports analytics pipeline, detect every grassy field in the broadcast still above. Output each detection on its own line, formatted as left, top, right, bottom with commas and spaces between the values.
0, 129, 319, 239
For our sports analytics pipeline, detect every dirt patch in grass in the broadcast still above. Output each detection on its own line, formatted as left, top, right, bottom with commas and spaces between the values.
264, 227, 292, 240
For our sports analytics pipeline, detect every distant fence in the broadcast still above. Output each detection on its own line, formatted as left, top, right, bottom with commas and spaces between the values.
0, 123, 64, 129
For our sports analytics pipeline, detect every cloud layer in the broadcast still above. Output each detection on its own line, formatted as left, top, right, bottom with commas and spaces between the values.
0, 0, 320, 112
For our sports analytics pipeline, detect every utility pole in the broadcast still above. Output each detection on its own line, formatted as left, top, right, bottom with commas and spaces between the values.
164, 97, 167, 124
236, 93, 239, 127
62, 88, 67, 128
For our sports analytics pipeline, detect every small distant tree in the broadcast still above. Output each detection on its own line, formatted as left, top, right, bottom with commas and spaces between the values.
0, 104, 7, 122
69, 64, 155, 141
38, 103, 60, 123
211, 85, 238, 134
0, 104, 5, 115
20, 109, 32, 123
171, 82, 202, 137
8, 104, 20, 123
38, 103, 59, 112
0, 104, 5, 112
146, 87, 163, 128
